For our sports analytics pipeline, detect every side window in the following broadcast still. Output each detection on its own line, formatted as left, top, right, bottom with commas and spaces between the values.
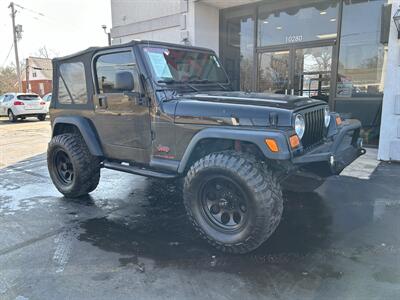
95, 51, 138, 94
58, 62, 87, 104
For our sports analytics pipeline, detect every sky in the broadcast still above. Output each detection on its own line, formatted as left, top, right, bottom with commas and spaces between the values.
0, 0, 112, 67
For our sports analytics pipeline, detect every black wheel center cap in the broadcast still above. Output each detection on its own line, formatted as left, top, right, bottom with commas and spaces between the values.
219, 198, 228, 208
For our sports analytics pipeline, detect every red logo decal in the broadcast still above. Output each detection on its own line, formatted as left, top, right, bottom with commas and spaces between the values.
157, 145, 170, 153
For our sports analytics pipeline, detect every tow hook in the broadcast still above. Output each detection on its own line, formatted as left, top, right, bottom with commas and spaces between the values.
357, 138, 366, 155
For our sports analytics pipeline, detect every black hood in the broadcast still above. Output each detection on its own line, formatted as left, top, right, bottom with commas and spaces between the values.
169, 91, 326, 127
187, 91, 324, 110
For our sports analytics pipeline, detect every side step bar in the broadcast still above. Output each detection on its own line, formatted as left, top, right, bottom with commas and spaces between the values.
103, 161, 178, 179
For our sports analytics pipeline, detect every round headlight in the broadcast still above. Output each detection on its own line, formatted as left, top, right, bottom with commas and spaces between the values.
294, 114, 305, 139
324, 107, 331, 127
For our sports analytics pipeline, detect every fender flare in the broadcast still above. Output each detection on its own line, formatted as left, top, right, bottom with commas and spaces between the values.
52, 116, 104, 157
177, 128, 291, 173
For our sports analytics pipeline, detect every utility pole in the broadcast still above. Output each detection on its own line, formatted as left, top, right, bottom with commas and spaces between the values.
9, 2, 22, 92
25, 58, 29, 93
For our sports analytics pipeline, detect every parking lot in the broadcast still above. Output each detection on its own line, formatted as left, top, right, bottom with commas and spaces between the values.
1, 118, 400, 299
0, 117, 51, 168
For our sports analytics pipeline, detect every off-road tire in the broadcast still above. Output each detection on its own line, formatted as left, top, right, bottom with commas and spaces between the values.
37, 114, 46, 121
47, 133, 100, 198
184, 151, 283, 254
8, 110, 17, 122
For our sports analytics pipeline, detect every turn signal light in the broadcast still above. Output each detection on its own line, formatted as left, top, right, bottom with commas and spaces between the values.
336, 116, 342, 125
265, 138, 279, 153
289, 135, 300, 149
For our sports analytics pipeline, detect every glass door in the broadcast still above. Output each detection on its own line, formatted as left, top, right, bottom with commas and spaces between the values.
257, 43, 334, 103
258, 50, 290, 94
294, 45, 333, 102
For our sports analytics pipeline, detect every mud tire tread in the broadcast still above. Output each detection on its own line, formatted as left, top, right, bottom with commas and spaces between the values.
47, 133, 100, 198
184, 151, 283, 254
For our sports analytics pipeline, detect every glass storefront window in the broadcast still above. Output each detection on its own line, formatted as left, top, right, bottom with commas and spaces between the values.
294, 46, 333, 101
336, 0, 388, 98
221, 0, 389, 146
222, 15, 255, 91
258, 1, 339, 47
258, 50, 290, 94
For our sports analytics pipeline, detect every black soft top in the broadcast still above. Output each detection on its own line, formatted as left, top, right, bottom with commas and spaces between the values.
52, 40, 216, 66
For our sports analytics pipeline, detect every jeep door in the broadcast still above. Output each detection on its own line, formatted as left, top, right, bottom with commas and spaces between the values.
92, 49, 151, 163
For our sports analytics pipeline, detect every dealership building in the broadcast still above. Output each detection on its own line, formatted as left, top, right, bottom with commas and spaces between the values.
110, 0, 400, 161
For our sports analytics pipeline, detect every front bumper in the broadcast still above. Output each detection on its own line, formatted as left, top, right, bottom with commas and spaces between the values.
291, 119, 365, 175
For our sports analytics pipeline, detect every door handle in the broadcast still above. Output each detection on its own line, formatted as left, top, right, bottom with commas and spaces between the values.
98, 95, 107, 108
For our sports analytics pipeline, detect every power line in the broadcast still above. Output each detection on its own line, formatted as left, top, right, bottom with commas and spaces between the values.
14, 3, 45, 17
2, 43, 14, 67
15, 5, 81, 32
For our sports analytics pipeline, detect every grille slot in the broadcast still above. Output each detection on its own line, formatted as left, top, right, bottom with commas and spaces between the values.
302, 107, 325, 149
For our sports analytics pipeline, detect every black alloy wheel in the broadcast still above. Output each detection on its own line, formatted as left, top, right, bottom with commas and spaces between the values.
53, 148, 74, 186
200, 175, 248, 231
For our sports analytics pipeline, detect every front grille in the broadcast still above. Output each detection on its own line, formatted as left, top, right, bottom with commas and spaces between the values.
302, 107, 325, 149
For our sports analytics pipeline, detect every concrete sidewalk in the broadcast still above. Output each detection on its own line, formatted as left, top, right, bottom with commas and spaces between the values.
0, 148, 399, 299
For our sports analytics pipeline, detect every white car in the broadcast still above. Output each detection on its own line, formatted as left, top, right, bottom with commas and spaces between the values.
0, 93, 48, 122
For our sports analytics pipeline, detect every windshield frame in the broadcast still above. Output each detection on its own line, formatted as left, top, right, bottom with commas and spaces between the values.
139, 44, 231, 88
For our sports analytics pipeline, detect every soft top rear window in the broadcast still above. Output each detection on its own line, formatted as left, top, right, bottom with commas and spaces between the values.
17, 94, 40, 101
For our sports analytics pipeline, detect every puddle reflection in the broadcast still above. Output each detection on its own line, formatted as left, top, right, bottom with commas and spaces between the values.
77, 179, 334, 271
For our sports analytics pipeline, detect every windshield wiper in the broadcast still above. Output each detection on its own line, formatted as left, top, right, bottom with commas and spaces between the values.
157, 79, 199, 92
187, 79, 229, 91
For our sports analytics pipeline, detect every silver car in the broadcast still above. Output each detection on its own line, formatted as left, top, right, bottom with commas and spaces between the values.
0, 93, 48, 122
42, 93, 52, 112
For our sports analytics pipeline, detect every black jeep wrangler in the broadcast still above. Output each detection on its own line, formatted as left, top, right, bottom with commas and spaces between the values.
48, 40, 365, 253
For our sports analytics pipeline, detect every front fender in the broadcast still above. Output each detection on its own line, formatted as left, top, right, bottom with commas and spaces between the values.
177, 127, 291, 173
52, 116, 104, 157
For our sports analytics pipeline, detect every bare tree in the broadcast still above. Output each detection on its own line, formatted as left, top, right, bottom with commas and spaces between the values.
0, 66, 18, 94
36, 46, 50, 58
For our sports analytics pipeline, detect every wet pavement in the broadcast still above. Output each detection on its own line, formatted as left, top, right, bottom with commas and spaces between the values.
0, 151, 400, 299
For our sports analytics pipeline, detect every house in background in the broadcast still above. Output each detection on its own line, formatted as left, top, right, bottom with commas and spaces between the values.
22, 57, 52, 96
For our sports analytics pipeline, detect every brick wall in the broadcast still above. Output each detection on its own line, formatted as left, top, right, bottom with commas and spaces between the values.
22, 80, 52, 97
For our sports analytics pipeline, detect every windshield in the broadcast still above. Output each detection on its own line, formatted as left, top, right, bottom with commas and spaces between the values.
143, 47, 229, 84
17, 94, 40, 101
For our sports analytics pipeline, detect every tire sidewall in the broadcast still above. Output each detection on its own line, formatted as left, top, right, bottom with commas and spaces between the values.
48, 140, 81, 195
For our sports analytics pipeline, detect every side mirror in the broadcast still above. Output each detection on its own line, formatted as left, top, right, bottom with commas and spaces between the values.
115, 71, 134, 92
